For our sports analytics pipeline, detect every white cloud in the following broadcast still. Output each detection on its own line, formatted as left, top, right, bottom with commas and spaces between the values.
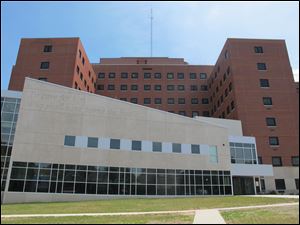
293, 68, 299, 82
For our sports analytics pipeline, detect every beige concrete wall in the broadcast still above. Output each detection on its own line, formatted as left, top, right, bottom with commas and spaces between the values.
264, 167, 299, 194
194, 116, 243, 136
11, 78, 232, 171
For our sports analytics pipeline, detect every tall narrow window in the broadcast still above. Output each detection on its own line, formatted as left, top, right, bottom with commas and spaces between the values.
209, 146, 218, 163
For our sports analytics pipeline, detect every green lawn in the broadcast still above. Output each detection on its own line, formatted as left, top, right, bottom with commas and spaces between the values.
221, 205, 299, 224
1, 196, 298, 215
2, 213, 194, 224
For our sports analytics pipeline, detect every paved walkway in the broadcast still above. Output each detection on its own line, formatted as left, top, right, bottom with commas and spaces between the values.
245, 195, 299, 199
193, 209, 226, 224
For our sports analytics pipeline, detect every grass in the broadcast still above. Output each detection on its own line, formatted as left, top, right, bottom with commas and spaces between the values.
1, 213, 195, 224
221, 205, 299, 224
1, 196, 298, 215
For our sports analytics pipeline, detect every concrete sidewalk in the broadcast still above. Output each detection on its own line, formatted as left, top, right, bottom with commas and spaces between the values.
193, 209, 225, 224
245, 195, 299, 199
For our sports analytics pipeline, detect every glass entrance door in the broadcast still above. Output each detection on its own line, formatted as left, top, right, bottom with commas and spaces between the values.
233, 177, 255, 195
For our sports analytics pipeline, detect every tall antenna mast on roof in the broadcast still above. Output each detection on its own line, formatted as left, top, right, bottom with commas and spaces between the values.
150, 7, 153, 57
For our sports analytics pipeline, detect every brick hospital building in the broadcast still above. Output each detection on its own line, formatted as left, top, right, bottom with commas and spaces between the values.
1, 37, 298, 203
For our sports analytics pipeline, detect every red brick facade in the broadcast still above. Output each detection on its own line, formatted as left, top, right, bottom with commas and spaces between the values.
7, 37, 299, 167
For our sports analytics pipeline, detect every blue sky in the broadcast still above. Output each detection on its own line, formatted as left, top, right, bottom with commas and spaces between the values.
1, 1, 299, 90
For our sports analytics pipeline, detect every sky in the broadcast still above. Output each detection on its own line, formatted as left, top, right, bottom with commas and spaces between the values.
1, 1, 299, 90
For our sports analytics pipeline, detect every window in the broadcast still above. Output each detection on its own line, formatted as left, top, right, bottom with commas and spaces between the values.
296, 179, 299, 190
225, 50, 229, 59
132, 140, 142, 151
200, 85, 208, 91
190, 85, 198, 91
109, 73, 116, 78
266, 117, 276, 126
263, 97, 273, 106
231, 101, 235, 110
154, 73, 161, 79
191, 98, 198, 104
272, 157, 282, 166
74, 82, 78, 89
120, 85, 127, 91
167, 98, 175, 104
154, 85, 161, 91
177, 73, 184, 79
87, 137, 98, 148
258, 157, 263, 164
84, 80, 87, 87
144, 85, 151, 91
131, 85, 138, 91
177, 111, 185, 116
178, 98, 185, 104
223, 73, 226, 81
225, 88, 228, 97
200, 73, 207, 79
191, 144, 200, 154
76, 66, 80, 74
121, 72, 128, 78
257, 63, 267, 70
40, 62, 49, 69
226, 106, 230, 114
43, 45, 52, 52
98, 73, 105, 79
82, 57, 85, 65
203, 111, 210, 117
177, 85, 185, 91
108, 85, 115, 90
269, 137, 279, 146
260, 79, 270, 87
64, 136, 75, 146
167, 85, 175, 91
172, 143, 181, 153
209, 146, 218, 163
291, 156, 299, 166
152, 142, 162, 152
154, 98, 162, 104
254, 46, 264, 53
97, 85, 104, 90
144, 73, 151, 79
192, 111, 199, 117
190, 73, 196, 79
144, 98, 151, 104
38, 77, 47, 81
275, 179, 286, 190
88, 71, 91, 78
229, 83, 233, 92
167, 73, 174, 79
79, 50, 82, 58
131, 73, 138, 79
130, 98, 138, 104
120, 98, 127, 101
110, 139, 120, 149
202, 98, 209, 104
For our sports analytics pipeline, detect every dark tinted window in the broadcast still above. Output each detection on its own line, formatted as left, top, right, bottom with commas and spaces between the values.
153, 142, 162, 152
154, 73, 161, 79
291, 156, 299, 166
88, 137, 98, 148
154, 98, 162, 104
108, 73, 115, 78
121, 73, 128, 78
263, 97, 273, 106
144, 98, 151, 104
110, 139, 120, 149
266, 117, 276, 126
40, 62, 49, 69
144, 73, 151, 79
269, 137, 279, 146
260, 79, 269, 87
154, 85, 161, 91
167, 73, 174, 79
272, 157, 282, 166
172, 143, 181, 153
257, 63, 267, 70
98, 73, 105, 79
132, 140, 142, 151
43, 45, 52, 52
200, 73, 207, 79
254, 46, 263, 53
275, 179, 286, 190
64, 136, 75, 146
190, 73, 196, 79
191, 145, 200, 154
177, 73, 184, 79
202, 98, 209, 104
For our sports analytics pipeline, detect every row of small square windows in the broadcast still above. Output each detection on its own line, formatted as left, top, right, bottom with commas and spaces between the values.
97, 84, 208, 92
64, 136, 218, 161
117, 97, 209, 105
97, 72, 208, 80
